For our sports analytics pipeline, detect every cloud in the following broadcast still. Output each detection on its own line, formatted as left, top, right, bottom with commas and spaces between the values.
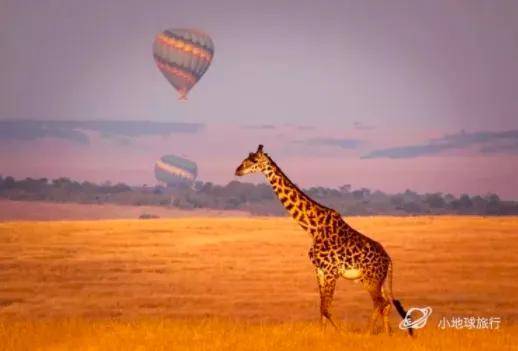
295, 125, 316, 131
362, 130, 518, 159
242, 124, 276, 130
0, 121, 90, 144
275, 123, 316, 131
353, 121, 375, 130
59, 120, 204, 137
294, 137, 362, 149
479, 140, 518, 154
0, 120, 204, 144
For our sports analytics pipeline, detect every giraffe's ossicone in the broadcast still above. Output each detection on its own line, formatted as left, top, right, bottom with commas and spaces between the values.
235, 144, 414, 336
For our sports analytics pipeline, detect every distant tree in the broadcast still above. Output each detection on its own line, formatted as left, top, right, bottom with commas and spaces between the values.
201, 182, 214, 193
443, 193, 456, 205
471, 195, 486, 211
425, 193, 445, 209
459, 194, 473, 209
339, 184, 352, 194
0, 175, 517, 216
3, 176, 15, 189
52, 177, 73, 188
484, 193, 502, 215
152, 186, 164, 195
390, 194, 404, 208
256, 183, 275, 200
352, 188, 370, 200
111, 183, 131, 193
17, 178, 48, 193
402, 201, 424, 214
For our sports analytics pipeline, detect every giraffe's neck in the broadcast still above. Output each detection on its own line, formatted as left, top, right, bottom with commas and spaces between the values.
262, 158, 330, 236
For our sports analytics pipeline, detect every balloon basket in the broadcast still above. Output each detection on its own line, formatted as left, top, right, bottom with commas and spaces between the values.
178, 91, 188, 101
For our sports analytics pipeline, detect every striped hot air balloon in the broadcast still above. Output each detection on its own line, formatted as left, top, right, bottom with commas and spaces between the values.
153, 28, 214, 100
154, 155, 198, 188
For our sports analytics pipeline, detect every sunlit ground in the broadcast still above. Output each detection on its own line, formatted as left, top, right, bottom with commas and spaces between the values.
1, 318, 517, 351
0, 216, 517, 350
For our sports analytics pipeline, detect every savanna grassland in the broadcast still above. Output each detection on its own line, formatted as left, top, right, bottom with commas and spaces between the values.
0, 216, 517, 350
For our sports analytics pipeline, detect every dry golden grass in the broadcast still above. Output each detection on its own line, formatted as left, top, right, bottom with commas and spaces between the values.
1, 318, 516, 351
0, 216, 517, 350
0, 199, 247, 221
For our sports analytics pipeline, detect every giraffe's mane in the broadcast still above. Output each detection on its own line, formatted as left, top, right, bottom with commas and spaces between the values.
264, 154, 334, 212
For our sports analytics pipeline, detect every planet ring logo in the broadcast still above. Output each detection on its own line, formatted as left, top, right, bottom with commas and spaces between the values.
399, 306, 433, 330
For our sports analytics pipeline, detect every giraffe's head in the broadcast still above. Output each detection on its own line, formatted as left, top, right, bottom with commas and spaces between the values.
235, 144, 270, 176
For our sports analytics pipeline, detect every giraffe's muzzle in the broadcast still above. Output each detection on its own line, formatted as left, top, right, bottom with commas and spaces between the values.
235, 165, 245, 176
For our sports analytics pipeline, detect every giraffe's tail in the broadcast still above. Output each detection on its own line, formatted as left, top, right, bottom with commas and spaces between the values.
384, 260, 414, 336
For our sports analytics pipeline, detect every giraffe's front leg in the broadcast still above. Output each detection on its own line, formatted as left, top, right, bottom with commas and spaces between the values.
316, 268, 339, 331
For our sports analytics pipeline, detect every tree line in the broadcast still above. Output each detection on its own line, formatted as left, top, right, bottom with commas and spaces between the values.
1, 175, 517, 216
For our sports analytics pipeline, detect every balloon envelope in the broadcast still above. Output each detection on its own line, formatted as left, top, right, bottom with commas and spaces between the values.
154, 154, 198, 187
153, 28, 214, 100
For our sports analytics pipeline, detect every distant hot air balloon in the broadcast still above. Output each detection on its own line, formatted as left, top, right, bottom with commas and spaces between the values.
153, 28, 214, 100
154, 154, 198, 188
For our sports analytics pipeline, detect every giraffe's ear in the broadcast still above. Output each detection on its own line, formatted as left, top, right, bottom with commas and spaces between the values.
257, 144, 264, 154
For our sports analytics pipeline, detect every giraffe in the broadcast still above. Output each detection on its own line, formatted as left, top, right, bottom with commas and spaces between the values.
235, 145, 413, 336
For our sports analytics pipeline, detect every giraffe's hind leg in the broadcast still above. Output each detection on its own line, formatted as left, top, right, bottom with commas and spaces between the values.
381, 287, 392, 335
364, 281, 391, 335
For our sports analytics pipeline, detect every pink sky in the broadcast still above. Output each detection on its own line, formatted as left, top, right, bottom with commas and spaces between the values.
1, 1, 517, 198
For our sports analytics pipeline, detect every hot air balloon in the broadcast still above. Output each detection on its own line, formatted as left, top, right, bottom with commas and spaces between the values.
154, 154, 198, 188
153, 28, 214, 100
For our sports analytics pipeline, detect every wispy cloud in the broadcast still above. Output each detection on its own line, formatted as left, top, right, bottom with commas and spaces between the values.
479, 140, 518, 154
362, 130, 518, 159
80, 121, 204, 137
0, 121, 90, 144
294, 137, 362, 149
277, 123, 316, 131
0, 120, 204, 144
353, 121, 375, 130
295, 125, 316, 131
242, 124, 276, 130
